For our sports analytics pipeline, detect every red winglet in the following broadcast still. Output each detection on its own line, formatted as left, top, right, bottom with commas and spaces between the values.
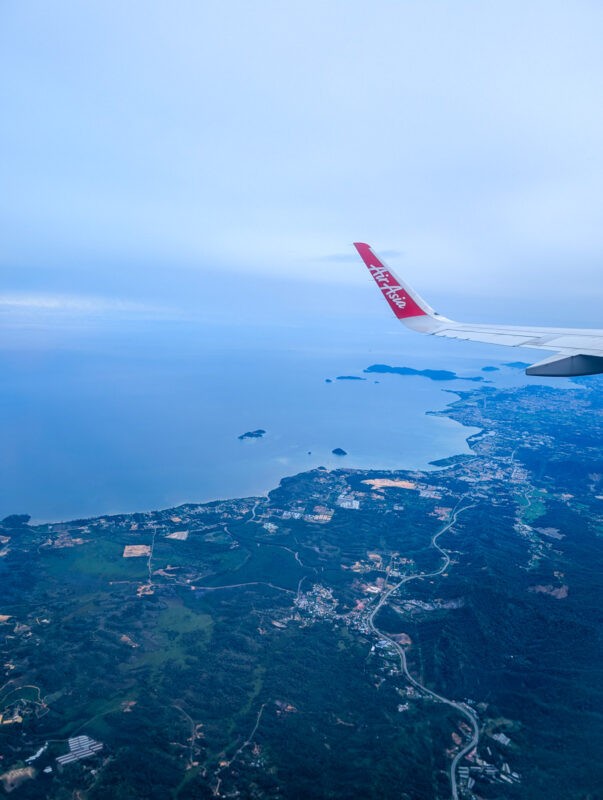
353, 243, 427, 319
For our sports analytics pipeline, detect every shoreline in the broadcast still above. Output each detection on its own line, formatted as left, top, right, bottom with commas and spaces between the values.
23, 388, 482, 527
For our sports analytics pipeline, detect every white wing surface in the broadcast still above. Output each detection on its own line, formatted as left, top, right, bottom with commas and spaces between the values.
354, 242, 603, 377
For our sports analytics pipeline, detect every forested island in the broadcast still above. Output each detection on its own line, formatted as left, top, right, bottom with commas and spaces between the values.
238, 429, 266, 440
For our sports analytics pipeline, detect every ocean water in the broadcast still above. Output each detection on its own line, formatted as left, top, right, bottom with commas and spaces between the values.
1, 320, 548, 522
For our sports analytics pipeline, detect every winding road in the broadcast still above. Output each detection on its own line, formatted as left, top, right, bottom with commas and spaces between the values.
207, 496, 479, 798
366, 500, 479, 800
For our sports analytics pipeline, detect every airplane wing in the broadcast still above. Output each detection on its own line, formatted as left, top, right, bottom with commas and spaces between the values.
354, 242, 603, 377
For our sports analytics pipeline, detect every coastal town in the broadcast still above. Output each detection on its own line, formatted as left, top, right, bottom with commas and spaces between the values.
1, 382, 601, 798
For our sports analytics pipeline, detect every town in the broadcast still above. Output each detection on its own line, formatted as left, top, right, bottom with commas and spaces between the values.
1, 382, 601, 799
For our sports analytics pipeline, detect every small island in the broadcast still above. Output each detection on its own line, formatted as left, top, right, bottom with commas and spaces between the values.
331, 447, 347, 456
238, 429, 266, 440
364, 364, 484, 383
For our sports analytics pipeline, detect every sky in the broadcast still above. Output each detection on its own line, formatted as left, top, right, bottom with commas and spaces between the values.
2, 0, 603, 337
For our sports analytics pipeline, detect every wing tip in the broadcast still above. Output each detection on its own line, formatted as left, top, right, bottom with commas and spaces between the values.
353, 241, 431, 321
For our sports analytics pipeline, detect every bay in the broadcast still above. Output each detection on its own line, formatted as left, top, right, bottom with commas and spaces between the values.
1, 319, 541, 522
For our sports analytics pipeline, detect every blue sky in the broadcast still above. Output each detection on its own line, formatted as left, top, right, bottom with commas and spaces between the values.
2, 1, 603, 335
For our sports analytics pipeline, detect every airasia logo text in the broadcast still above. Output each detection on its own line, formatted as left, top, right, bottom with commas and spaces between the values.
368, 263, 407, 309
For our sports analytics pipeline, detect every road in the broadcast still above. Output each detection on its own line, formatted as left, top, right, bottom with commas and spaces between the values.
172, 704, 196, 769
213, 702, 267, 797
366, 500, 479, 800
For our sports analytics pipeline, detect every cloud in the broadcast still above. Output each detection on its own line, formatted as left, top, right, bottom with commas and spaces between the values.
1, 2, 602, 322
0, 292, 172, 317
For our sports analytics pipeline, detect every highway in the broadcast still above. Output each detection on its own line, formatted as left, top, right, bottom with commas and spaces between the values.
366, 500, 479, 800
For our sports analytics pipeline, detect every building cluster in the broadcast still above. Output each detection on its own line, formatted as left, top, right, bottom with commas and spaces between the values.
293, 584, 338, 620
303, 505, 334, 524
336, 492, 360, 510
272, 504, 335, 524
56, 735, 103, 766
0, 709, 23, 725
25, 743, 48, 764
458, 752, 522, 795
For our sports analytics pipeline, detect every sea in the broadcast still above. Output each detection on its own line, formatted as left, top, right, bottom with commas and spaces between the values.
1, 317, 559, 523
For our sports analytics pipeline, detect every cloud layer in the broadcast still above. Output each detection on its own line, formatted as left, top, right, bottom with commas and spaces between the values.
1, 1, 602, 326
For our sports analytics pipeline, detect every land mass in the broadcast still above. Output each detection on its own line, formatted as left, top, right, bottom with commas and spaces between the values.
364, 364, 485, 382
1, 380, 602, 799
238, 429, 266, 440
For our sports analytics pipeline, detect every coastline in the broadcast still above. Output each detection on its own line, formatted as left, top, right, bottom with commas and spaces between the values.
24, 383, 482, 526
